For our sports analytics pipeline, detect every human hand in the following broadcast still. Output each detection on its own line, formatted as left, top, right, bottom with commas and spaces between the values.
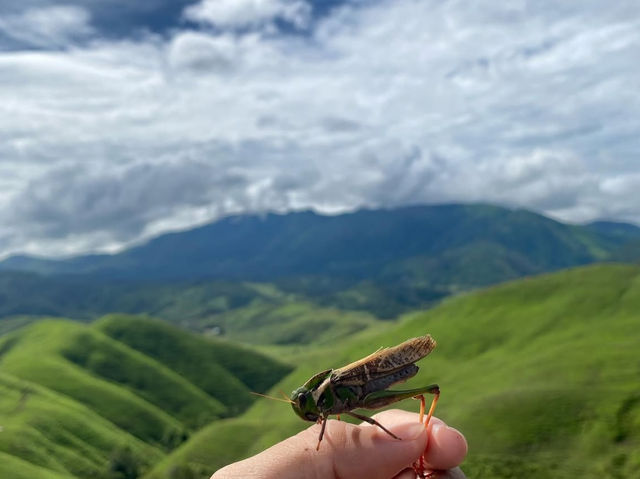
212, 409, 467, 479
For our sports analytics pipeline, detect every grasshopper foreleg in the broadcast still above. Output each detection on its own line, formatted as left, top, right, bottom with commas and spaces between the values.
316, 416, 328, 450
345, 411, 401, 440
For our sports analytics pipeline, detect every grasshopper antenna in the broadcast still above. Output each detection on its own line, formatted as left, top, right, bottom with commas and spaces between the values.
251, 391, 294, 404
279, 390, 291, 401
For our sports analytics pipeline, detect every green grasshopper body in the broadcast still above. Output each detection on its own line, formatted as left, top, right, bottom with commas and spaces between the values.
290, 335, 440, 448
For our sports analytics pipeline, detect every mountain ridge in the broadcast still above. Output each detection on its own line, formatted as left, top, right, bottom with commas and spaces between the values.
2, 204, 638, 283
1, 203, 639, 327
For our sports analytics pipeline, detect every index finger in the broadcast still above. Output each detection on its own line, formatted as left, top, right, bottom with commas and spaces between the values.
367, 410, 468, 470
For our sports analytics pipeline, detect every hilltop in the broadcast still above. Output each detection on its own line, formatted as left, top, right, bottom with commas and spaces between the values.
0, 316, 291, 478
146, 264, 640, 479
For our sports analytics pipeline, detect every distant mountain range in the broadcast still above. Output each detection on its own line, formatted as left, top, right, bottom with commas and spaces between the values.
2, 204, 639, 283
0, 204, 638, 323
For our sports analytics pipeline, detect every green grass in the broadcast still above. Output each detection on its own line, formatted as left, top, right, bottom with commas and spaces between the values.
147, 264, 640, 479
95, 315, 293, 414
0, 316, 292, 478
0, 321, 192, 445
198, 301, 380, 345
0, 372, 163, 478
0, 316, 40, 336
0, 451, 73, 479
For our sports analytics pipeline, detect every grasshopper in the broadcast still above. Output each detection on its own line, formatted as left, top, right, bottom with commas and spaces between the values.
290, 334, 440, 450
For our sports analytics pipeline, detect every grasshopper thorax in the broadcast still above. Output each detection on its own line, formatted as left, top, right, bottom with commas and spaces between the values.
290, 386, 321, 422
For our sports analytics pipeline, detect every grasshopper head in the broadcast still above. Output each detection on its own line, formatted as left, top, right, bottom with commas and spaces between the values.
291, 369, 331, 422
290, 386, 321, 422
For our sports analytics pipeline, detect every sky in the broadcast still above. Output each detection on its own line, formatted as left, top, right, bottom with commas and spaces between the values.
0, 0, 639, 259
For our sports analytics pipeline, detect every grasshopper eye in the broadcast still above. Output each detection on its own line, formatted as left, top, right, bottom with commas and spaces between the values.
298, 392, 307, 407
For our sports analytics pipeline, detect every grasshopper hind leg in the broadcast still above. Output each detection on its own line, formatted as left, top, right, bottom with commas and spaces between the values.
425, 389, 440, 428
345, 411, 401, 440
414, 386, 441, 477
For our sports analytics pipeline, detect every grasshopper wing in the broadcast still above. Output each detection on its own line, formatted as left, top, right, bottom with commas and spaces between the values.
331, 335, 436, 387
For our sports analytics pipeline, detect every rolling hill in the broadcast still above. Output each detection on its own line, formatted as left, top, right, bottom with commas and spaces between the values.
0, 316, 292, 478
145, 264, 640, 479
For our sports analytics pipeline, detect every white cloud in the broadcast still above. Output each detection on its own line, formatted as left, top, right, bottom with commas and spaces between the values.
167, 31, 239, 72
1, 0, 640, 258
472, 151, 599, 216
0, 5, 93, 48
183, 0, 311, 30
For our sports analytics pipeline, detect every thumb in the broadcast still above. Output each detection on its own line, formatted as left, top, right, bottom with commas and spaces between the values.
213, 410, 428, 479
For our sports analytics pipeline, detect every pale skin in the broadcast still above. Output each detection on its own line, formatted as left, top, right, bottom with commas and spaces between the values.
212, 409, 468, 479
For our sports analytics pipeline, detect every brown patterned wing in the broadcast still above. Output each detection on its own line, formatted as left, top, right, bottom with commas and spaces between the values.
331, 335, 436, 386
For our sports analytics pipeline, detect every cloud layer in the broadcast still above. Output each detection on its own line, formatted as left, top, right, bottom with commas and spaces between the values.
0, 5, 93, 48
1, 0, 639, 258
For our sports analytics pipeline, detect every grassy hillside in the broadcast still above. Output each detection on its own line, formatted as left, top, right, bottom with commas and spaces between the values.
197, 301, 380, 345
0, 272, 395, 340
0, 316, 292, 478
147, 264, 640, 479
0, 371, 164, 479
0, 273, 275, 325
95, 315, 293, 412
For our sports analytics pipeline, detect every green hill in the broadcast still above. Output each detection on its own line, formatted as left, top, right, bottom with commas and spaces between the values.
0, 370, 163, 479
95, 315, 294, 411
0, 272, 392, 340
197, 300, 380, 345
146, 264, 640, 479
0, 316, 291, 478
0, 273, 277, 326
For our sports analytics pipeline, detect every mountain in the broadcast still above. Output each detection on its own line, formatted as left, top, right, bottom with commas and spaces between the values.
146, 264, 640, 479
585, 220, 640, 240
2, 204, 638, 285
0, 316, 292, 479
585, 221, 640, 264
1, 204, 639, 326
